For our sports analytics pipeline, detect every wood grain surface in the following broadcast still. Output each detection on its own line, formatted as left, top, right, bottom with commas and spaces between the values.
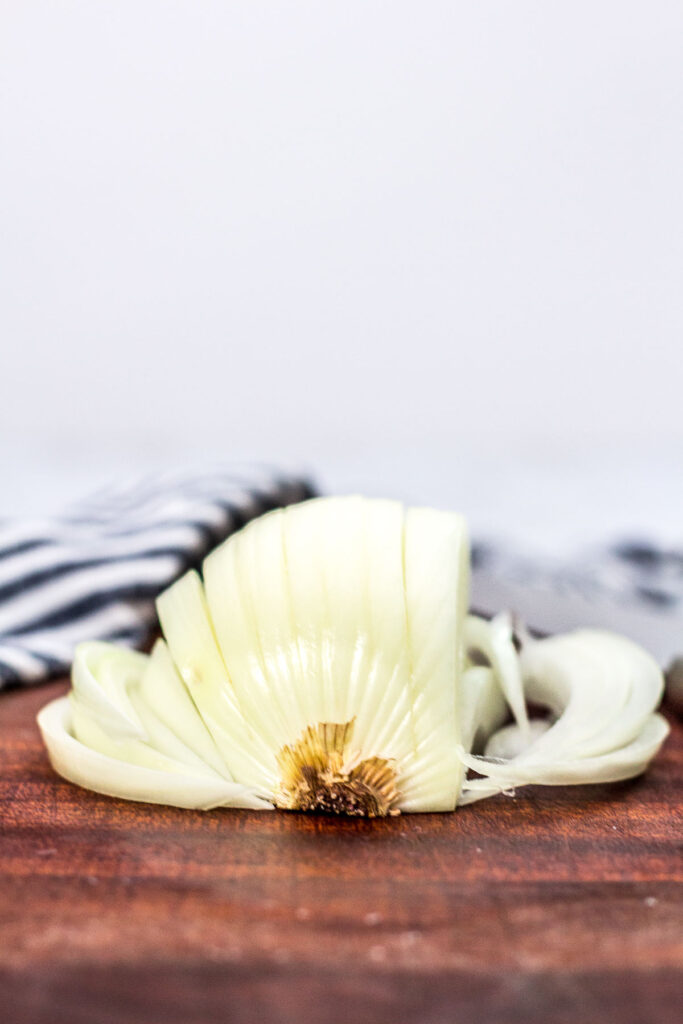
1, 679, 681, 1024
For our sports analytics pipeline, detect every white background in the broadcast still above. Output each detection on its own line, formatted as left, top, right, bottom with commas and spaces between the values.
1, 2, 682, 550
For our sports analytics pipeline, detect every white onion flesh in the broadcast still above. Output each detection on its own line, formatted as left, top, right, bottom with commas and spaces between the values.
459, 620, 668, 804
465, 612, 529, 736
37, 496, 669, 815
38, 693, 271, 810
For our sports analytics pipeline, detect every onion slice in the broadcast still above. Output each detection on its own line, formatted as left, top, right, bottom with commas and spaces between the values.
465, 613, 529, 737
37, 695, 271, 810
458, 626, 669, 805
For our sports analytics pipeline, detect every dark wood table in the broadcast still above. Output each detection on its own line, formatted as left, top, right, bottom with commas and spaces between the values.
1, 679, 681, 1024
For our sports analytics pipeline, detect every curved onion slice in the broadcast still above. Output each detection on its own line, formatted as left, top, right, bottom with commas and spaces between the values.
37, 694, 271, 810
458, 625, 669, 805
459, 665, 508, 755
465, 612, 529, 736
37, 497, 669, 816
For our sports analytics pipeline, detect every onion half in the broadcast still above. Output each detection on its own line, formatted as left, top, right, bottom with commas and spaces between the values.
36, 497, 669, 815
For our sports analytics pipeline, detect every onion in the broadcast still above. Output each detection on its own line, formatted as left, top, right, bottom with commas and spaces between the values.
37, 497, 669, 816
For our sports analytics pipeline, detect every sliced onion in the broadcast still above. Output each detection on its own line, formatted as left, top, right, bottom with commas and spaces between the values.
38, 645, 271, 811
459, 665, 508, 754
35, 497, 669, 816
458, 626, 669, 805
465, 612, 529, 736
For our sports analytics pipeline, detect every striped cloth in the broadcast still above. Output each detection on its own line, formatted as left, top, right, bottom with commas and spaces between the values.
0, 468, 315, 688
471, 538, 683, 666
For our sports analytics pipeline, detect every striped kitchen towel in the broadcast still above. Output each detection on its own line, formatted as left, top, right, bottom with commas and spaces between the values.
0, 467, 315, 688
472, 539, 683, 666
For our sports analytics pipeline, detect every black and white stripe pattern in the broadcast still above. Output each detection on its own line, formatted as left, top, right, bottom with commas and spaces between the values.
0, 468, 315, 688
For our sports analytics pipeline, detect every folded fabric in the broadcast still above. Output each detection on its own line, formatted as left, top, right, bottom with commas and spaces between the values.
0, 467, 315, 688
471, 539, 683, 665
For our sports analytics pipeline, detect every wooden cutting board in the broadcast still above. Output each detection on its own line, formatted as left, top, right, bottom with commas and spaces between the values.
1, 680, 681, 1024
